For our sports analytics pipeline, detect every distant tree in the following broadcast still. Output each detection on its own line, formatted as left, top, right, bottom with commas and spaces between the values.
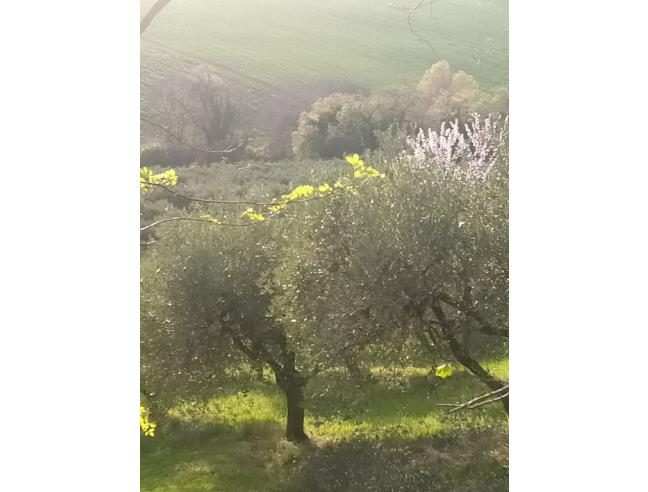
291, 62, 502, 159
483, 86, 509, 116
414, 60, 482, 130
363, 86, 414, 132
259, 79, 366, 160
292, 93, 376, 159
155, 66, 244, 162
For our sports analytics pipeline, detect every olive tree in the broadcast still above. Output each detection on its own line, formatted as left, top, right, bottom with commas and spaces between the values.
141, 219, 347, 441
273, 116, 509, 412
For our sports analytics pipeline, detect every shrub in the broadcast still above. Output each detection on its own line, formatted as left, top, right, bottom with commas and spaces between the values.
291, 62, 505, 159
292, 93, 376, 159
140, 144, 196, 168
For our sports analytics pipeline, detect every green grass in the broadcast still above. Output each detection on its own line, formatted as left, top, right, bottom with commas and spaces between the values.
141, 359, 508, 491
141, 0, 508, 107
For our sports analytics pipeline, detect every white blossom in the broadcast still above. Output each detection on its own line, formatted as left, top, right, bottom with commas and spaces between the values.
404, 114, 508, 179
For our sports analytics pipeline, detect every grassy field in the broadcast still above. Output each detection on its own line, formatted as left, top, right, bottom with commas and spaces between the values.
141, 0, 508, 110
141, 359, 509, 491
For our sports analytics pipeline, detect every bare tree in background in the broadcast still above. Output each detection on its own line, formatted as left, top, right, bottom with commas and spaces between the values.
141, 3, 250, 161
157, 66, 243, 161
155, 78, 190, 147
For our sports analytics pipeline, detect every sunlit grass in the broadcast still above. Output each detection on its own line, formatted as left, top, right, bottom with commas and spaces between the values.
142, 360, 508, 491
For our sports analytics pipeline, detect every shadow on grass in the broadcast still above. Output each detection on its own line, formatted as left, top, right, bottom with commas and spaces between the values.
286, 428, 508, 492
305, 372, 507, 423
142, 421, 507, 492
141, 367, 509, 491
141, 418, 286, 492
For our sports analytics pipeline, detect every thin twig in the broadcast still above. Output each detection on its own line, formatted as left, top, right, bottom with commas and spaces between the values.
391, 0, 440, 59
140, 216, 258, 232
437, 384, 509, 414
142, 180, 342, 207
457, 391, 509, 411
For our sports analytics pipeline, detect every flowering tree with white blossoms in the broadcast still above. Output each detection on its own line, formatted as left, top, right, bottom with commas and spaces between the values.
406, 113, 509, 180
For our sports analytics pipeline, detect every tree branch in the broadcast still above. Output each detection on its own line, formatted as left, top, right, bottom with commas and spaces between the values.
140, 216, 258, 232
438, 385, 509, 413
141, 180, 342, 207
429, 298, 508, 401
141, 0, 173, 35
223, 327, 286, 380
308, 312, 380, 380
436, 291, 508, 337
390, 0, 440, 59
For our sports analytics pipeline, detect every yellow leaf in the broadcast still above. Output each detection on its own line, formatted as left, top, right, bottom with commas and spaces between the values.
435, 363, 454, 379
269, 203, 287, 213
140, 404, 157, 438
241, 208, 266, 222
345, 154, 361, 166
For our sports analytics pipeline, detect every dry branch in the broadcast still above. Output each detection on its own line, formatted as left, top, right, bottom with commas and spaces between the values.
140, 216, 257, 233
438, 384, 509, 413
390, 0, 440, 59
141, 181, 342, 207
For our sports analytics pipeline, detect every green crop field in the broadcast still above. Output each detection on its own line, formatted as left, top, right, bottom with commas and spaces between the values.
141, 0, 508, 110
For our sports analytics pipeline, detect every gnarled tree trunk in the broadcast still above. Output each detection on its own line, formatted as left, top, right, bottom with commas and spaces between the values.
445, 335, 509, 414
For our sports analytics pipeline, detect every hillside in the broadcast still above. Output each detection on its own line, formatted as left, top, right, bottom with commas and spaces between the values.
141, 0, 508, 114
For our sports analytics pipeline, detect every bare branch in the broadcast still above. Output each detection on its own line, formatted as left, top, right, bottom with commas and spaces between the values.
456, 391, 508, 411
141, 180, 342, 207
140, 216, 258, 233
437, 384, 509, 413
390, 0, 440, 59
141, 0, 172, 35
436, 291, 508, 338
308, 310, 379, 380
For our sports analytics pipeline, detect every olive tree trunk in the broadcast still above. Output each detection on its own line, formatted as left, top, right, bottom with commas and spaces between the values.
272, 351, 310, 442
284, 382, 308, 441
